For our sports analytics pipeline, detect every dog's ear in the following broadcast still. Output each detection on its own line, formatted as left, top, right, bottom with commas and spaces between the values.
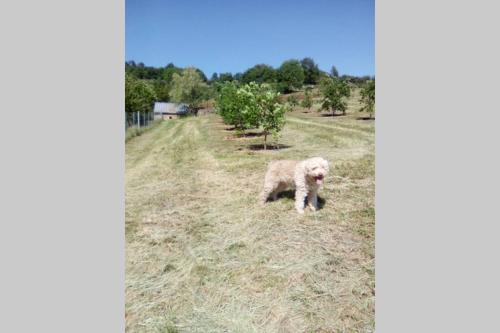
322, 159, 330, 171
303, 161, 313, 173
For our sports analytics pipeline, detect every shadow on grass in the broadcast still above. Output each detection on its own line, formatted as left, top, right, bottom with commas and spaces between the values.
235, 132, 265, 138
320, 113, 347, 117
247, 143, 292, 151
271, 190, 326, 210
356, 116, 375, 121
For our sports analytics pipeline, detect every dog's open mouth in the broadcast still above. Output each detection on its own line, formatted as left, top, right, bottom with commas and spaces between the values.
314, 175, 324, 184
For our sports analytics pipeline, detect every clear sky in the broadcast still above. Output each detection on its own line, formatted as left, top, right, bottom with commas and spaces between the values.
126, 0, 374, 77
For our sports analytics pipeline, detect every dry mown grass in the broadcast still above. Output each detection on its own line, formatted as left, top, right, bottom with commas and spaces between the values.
126, 100, 375, 332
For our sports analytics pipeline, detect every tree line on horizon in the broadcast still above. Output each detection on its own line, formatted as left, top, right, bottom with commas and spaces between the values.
125, 57, 374, 101
125, 57, 375, 133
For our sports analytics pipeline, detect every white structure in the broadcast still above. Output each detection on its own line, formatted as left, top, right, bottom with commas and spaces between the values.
153, 102, 189, 120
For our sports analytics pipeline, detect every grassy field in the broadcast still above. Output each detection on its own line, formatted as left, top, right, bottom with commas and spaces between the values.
125, 95, 375, 332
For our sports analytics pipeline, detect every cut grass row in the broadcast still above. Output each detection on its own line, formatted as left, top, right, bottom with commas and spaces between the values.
125, 109, 374, 332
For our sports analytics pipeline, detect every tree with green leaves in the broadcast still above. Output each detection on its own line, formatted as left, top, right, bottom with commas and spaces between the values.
301, 88, 313, 112
215, 82, 243, 128
319, 77, 351, 116
241, 64, 277, 84
215, 82, 260, 131
125, 73, 157, 113
277, 60, 305, 93
254, 83, 289, 150
300, 57, 320, 84
330, 65, 339, 78
233, 72, 243, 82
236, 82, 266, 131
161, 63, 183, 83
125, 73, 157, 127
151, 80, 170, 102
218, 72, 234, 82
287, 95, 299, 108
194, 68, 208, 82
359, 80, 375, 118
215, 82, 288, 149
170, 67, 209, 113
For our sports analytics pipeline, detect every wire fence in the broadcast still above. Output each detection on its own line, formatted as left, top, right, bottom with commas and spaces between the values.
125, 111, 154, 130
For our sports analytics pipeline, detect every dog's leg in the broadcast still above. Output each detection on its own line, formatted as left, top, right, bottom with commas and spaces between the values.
295, 188, 307, 214
271, 183, 286, 201
307, 190, 318, 211
260, 182, 276, 204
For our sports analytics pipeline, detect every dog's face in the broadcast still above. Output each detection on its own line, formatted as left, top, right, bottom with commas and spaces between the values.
305, 157, 329, 185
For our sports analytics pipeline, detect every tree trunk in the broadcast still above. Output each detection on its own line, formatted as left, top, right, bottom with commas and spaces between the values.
137, 111, 140, 129
264, 132, 267, 150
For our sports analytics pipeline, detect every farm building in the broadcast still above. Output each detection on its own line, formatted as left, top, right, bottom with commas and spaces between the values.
153, 102, 189, 120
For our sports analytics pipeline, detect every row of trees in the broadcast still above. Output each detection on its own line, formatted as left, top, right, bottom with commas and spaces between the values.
211, 59, 373, 94
125, 67, 211, 127
126, 61, 208, 82
126, 61, 208, 102
126, 57, 374, 104
359, 80, 375, 118
125, 59, 375, 131
216, 82, 288, 150
282, 78, 375, 118
214, 78, 375, 150
314, 78, 375, 118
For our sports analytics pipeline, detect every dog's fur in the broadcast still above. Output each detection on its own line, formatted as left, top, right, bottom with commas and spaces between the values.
260, 157, 329, 213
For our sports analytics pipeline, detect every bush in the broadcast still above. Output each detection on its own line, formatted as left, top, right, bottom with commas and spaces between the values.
241, 64, 277, 84
301, 88, 313, 112
256, 84, 289, 149
359, 80, 375, 118
287, 95, 299, 108
319, 77, 350, 116
215, 82, 289, 149
277, 60, 305, 93
125, 73, 157, 123
170, 67, 209, 112
215, 82, 249, 130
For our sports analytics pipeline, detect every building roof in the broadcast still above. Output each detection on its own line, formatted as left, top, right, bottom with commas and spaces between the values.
153, 102, 189, 114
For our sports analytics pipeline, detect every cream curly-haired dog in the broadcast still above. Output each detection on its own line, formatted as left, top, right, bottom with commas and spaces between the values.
260, 157, 330, 213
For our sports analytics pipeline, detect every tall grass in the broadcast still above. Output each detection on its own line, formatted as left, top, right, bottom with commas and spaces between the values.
125, 120, 162, 142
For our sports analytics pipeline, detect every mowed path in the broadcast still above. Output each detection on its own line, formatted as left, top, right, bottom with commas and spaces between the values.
126, 113, 375, 333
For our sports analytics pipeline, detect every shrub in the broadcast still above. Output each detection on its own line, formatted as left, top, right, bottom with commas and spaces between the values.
170, 67, 209, 112
287, 95, 299, 108
215, 82, 250, 130
277, 60, 305, 93
301, 88, 313, 112
241, 64, 277, 84
256, 84, 289, 149
125, 73, 157, 127
359, 80, 375, 118
215, 82, 288, 149
319, 77, 351, 116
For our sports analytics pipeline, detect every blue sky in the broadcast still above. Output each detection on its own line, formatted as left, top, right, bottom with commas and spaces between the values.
126, 0, 374, 77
